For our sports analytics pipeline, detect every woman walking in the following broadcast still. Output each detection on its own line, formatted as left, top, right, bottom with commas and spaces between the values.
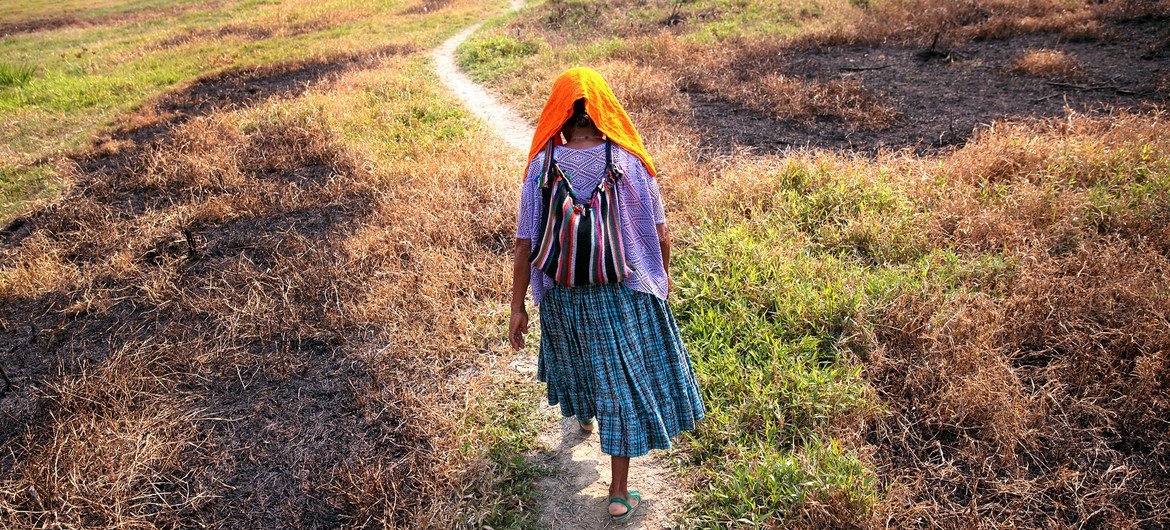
507, 66, 705, 523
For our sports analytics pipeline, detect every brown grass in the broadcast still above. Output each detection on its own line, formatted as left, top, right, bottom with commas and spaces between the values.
4, 0, 1168, 527
0, 52, 521, 527
1007, 48, 1088, 79
632, 107, 1169, 527
468, 0, 1166, 525
859, 111, 1170, 527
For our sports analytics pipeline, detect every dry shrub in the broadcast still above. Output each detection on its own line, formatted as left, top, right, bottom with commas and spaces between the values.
866, 110, 1170, 527
1007, 48, 1087, 79
937, 110, 1170, 254
603, 60, 687, 116
597, 60, 708, 155
1060, 18, 1108, 42
754, 72, 898, 127
0, 235, 80, 298
1096, 0, 1170, 21
871, 244, 1170, 527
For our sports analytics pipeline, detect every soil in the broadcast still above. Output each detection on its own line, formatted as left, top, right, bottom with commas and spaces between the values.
688, 17, 1170, 156
435, 1, 687, 527
530, 402, 689, 530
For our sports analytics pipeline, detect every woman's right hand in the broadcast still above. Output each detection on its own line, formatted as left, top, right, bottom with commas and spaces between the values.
509, 308, 529, 351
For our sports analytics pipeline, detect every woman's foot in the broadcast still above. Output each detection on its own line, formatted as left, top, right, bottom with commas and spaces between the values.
607, 490, 641, 522
577, 416, 595, 433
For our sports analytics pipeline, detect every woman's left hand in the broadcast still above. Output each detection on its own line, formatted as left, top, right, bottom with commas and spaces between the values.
509, 308, 529, 351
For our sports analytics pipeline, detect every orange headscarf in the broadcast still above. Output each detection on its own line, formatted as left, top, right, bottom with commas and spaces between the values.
526, 67, 656, 179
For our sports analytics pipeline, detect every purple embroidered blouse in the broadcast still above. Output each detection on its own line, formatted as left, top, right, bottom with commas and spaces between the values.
515, 142, 668, 306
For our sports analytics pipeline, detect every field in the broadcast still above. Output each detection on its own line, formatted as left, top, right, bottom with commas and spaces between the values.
3, 0, 1170, 528
2, 1, 544, 527
459, 0, 1170, 527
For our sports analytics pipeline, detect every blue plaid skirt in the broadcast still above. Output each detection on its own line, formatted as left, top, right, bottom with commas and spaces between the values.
538, 282, 705, 457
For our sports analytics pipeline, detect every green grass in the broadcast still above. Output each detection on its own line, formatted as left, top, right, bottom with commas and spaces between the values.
663, 158, 1010, 525
456, 34, 541, 83
0, 62, 37, 87
458, 380, 550, 529
0, 0, 503, 217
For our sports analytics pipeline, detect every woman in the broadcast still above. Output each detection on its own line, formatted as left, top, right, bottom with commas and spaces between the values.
507, 66, 705, 523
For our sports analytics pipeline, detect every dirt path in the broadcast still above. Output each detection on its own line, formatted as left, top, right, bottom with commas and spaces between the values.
432, 3, 684, 528
431, 2, 533, 154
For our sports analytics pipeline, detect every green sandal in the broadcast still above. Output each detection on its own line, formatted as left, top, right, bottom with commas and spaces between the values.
578, 416, 595, 433
608, 490, 641, 523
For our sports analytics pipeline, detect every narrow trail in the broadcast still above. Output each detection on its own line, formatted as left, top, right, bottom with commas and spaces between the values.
431, 2, 532, 154
432, 2, 684, 528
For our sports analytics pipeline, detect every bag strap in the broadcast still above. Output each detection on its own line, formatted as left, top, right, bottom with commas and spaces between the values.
539, 138, 556, 188
604, 138, 622, 182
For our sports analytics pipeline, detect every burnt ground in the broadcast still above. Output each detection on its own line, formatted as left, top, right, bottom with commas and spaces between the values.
0, 47, 426, 527
0, 3, 217, 38
689, 17, 1170, 156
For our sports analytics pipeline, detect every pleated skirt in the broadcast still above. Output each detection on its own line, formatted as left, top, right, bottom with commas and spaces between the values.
537, 282, 705, 458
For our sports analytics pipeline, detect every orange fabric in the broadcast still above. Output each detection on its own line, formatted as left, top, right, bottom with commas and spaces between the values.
526, 67, 657, 179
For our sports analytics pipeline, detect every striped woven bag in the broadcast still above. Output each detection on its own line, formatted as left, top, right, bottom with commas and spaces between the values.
528, 138, 629, 287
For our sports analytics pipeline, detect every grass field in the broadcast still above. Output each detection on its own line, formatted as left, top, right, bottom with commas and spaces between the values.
0, 0, 495, 215
1, 0, 554, 528
462, 0, 1170, 527
3, 0, 1169, 528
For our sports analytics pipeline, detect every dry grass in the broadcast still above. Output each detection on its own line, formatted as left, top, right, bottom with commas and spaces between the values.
0, 47, 528, 527
460, 32, 899, 143
465, 0, 1169, 523
856, 111, 1170, 527
4, 0, 1168, 527
656, 108, 1170, 527
1007, 48, 1088, 79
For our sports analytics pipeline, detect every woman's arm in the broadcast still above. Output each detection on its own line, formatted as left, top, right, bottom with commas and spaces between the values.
643, 156, 671, 292
509, 239, 532, 351
656, 222, 672, 293
511, 157, 543, 351
656, 223, 670, 274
